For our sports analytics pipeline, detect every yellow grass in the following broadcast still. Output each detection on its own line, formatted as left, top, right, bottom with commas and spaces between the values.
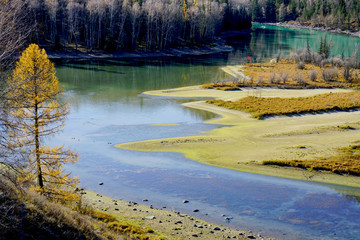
207, 91, 360, 119
263, 144, 360, 175
204, 61, 360, 89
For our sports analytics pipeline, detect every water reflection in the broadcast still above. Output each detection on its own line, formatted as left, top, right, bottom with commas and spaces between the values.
225, 24, 360, 62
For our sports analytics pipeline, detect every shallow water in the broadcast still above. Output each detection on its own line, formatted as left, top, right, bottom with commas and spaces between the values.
52, 25, 360, 239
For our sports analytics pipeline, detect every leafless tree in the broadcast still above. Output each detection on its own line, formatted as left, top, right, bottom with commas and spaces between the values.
0, 0, 30, 70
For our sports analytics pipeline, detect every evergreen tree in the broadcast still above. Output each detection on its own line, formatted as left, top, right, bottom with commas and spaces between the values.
265, 0, 277, 22
252, 0, 263, 22
5, 44, 79, 202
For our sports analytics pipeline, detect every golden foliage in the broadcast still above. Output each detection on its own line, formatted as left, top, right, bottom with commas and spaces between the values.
207, 91, 360, 119
6, 44, 79, 202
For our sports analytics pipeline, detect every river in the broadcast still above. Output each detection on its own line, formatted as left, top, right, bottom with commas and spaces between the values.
52, 24, 360, 240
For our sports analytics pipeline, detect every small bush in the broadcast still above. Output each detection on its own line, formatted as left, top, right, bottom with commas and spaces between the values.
294, 73, 306, 85
256, 76, 264, 85
329, 56, 344, 67
297, 61, 306, 70
312, 53, 323, 66
280, 72, 289, 84
354, 71, 359, 82
322, 68, 338, 82
309, 69, 317, 81
343, 64, 352, 82
269, 72, 276, 83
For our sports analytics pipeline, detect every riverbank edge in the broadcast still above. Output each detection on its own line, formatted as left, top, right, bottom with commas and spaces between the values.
82, 190, 275, 240
46, 38, 235, 60
262, 22, 360, 38
116, 81, 360, 189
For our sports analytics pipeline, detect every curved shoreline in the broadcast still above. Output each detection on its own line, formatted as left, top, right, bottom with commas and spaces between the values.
116, 83, 360, 188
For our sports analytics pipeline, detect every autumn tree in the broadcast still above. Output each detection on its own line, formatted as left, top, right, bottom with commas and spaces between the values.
5, 44, 79, 202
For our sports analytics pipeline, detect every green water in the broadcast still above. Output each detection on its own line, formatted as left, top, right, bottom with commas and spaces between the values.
225, 23, 360, 63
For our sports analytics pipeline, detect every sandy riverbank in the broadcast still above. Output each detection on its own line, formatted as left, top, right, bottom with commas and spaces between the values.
116, 70, 360, 188
82, 190, 274, 240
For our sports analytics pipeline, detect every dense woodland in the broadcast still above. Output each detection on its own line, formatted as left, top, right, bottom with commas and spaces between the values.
0, 0, 251, 52
1, 0, 360, 57
250, 0, 360, 30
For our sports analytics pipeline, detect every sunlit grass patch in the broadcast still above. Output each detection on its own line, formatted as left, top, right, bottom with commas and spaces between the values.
207, 91, 360, 119
263, 144, 360, 176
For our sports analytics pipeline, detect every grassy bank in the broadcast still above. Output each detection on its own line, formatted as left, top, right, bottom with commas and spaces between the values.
117, 84, 360, 188
206, 91, 360, 119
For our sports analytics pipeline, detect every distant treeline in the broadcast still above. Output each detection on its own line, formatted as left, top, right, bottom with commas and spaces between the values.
17, 0, 252, 51
250, 0, 360, 30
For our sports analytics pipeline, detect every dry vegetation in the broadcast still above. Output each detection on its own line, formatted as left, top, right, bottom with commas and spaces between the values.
203, 60, 360, 90
206, 91, 360, 119
263, 143, 360, 176
0, 174, 166, 240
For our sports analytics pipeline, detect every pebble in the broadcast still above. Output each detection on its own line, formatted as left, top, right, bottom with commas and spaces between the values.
143, 199, 148, 202
247, 235, 256, 239
213, 227, 221, 231
183, 200, 189, 203
145, 216, 156, 220
114, 208, 119, 211
99, 182, 103, 186
192, 234, 198, 237
193, 209, 199, 212
174, 221, 183, 224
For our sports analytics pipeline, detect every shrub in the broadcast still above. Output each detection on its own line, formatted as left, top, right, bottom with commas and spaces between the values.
320, 59, 330, 68
354, 71, 359, 82
309, 69, 317, 81
297, 61, 306, 70
329, 56, 344, 67
294, 73, 306, 85
256, 76, 264, 85
322, 68, 338, 82
269, 72, 276, 83
343, 64, 352, 82
279, 72, 289, 84
248, 76, 254, 86
312, 53, 323, 66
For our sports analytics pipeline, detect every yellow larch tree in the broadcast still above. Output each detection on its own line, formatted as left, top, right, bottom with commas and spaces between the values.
5, 44, 79, 202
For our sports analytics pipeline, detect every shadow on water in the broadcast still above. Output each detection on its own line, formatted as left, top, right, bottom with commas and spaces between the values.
53, 25, 360, 240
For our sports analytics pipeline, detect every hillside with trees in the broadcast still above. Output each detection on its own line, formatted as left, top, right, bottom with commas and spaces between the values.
3, 0, 252, 52
250, 0, 360, 31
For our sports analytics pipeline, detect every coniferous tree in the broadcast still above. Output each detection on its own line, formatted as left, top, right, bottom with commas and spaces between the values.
5, 44, 79, 202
